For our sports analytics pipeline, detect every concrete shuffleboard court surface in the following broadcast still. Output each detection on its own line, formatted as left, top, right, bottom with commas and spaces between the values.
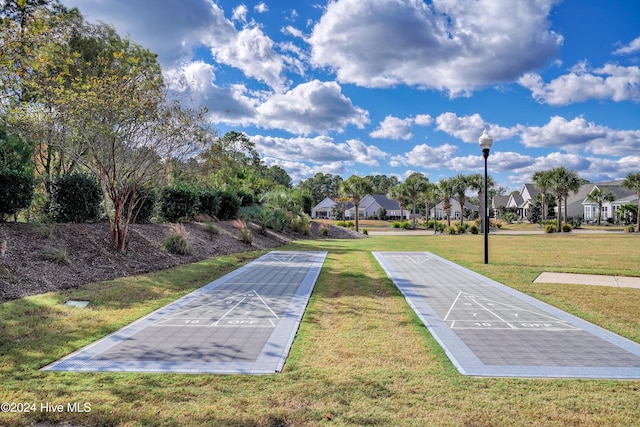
373, 252, 640, 379
43, 251, 327, 374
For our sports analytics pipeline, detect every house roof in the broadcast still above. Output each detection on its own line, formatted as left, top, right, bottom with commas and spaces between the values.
507, 193, 524, 208
522, 184, 540, 200
339, 194, 402, 212
369, 194, 402, 210
492, 195, 509, 209
593, 182, 635, 201
311, 197, 337, 211
433, 198, 478, 210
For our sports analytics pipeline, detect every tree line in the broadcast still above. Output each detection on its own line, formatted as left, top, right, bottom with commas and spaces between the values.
3, 0, 639, 247
0, 0, 294, 251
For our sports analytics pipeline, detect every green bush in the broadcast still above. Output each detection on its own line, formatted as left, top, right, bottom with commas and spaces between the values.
562, 223, 572, 232
267, 208, 289, 232
160, 186, 199, 222
217, 191, 241, 220
391, 221, 401, 228
362, 228, 368, 235
456, 223, 470, 234
336, 221, 347, 227
290, 211, 311, 235
444, 225, 457, 235
346, 220, 355, 229
544, 223, 556, 233
0, 168, 34, 221
569, 218, 582, 229
236, 189, 257, 207
624, 224, 635, 233
400, 221, 411, 229
50, 173, 102, 223
469, 224, 479, 234
198, 189, 220, 217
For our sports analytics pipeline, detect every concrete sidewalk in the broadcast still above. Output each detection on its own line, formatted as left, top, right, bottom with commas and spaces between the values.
534, 272, 640, 289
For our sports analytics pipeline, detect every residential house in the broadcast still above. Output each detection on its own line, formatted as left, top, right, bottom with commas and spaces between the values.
311, 197, 338, 219
430, 198, 478, 220
491, 195, 509, 219
580, 181, 637, 223
494, 180, 638, 223
311, 194, 408, 220
344, 194, 409, 220
505, 184, 539, 220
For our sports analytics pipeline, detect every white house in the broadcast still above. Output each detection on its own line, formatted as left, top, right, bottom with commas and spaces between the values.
344, 194, 409, 220
311, 194, 409, 220
311, 197, 337, 219
505, 184, 539, 220
495, 180, 637, 223
581, 181, 637, 223
430, 198, 478, 220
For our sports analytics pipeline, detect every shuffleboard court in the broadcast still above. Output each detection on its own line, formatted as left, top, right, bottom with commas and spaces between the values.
42, 251, 327, 374
373, 251, 640, 379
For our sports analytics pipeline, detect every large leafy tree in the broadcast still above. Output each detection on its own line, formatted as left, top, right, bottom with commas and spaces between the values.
341, 175, 371, 232
369, 174, 398, 195
298, 173, 342, 205
7, 5, 208, 251
1, 0, 76, 193
622, 171, 640, 232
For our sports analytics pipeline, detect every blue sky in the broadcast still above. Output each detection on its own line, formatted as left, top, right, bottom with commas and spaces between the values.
60, 0, 640, 191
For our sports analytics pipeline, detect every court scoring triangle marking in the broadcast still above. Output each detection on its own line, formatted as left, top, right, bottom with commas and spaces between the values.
383, 253, 434, 265
152, 290, 280, 328
444, 291, 581, 331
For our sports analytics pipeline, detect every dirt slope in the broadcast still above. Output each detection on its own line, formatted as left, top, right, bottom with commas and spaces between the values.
0, 220, 363, 303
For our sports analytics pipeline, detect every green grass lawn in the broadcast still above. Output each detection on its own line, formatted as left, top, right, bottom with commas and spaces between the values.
1, 234, 639, 426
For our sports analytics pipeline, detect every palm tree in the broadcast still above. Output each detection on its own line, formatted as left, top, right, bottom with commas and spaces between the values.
451, 174, 470, 226
438, 178, 455, 227
467, 173, 494, 233
585, 188, 615, 225
532, 170, 553, 221
420, 182, 439, 233
403, 172, 429, 228
340, 175, 372, 232
387, 184, 408, 221
549, 167, 581, 232
622, 171, 640, 232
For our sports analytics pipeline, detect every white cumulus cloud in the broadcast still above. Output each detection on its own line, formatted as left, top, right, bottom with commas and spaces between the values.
519, 64, 640, 105
308, 0, 562, 97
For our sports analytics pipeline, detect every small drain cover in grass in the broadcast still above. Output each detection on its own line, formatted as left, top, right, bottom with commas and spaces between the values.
64, 300, 89, 308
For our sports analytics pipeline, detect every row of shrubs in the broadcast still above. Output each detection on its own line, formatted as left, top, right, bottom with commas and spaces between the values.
541, 220, 572, 233
0, 170, 255, 223
391, 219, 484, 234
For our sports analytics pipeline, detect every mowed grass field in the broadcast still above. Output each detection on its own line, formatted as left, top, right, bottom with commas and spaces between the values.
0, 233, 639, 426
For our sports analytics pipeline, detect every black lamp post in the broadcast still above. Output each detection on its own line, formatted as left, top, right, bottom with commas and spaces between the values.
479, 129, 493, 264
